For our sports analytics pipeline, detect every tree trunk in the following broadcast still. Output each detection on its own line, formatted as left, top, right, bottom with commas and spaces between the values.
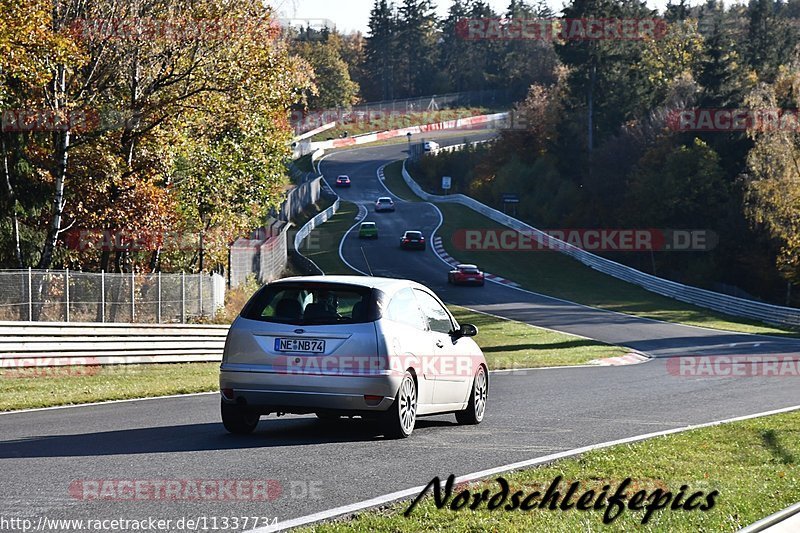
1, 135, 24, 268
38, 64, 71, 270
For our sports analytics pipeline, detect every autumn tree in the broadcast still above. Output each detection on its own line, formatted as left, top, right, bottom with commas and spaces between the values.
741, 68, 800, 286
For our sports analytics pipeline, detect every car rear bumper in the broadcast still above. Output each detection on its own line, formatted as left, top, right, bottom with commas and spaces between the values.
219, 368, 401, 414
454, 278, 485, 285
400, 242, 425, 249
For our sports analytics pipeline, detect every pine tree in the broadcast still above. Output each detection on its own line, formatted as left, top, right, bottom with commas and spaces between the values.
365, 0, 397, 101
745, 0, 797, 82
396, 0, 440, 97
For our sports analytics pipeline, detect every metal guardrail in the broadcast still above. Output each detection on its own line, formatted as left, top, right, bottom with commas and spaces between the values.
292, 178, 341, 275
0, 322, 229, 367
739, 501, 800, 532
401, 161, 800, 328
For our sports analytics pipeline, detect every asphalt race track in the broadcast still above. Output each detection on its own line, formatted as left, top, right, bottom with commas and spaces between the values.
1, 130, 798, 531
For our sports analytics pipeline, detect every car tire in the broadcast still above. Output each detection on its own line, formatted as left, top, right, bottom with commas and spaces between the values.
221, 400, 260, 434
479, 280, 485, 287
455, 365, 487, 425
383, 372, 417, 439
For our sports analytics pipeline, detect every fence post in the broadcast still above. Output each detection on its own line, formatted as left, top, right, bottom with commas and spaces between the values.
65, 268, 70, 323
211, 274, 217, 319
27, 267, 32, 321
181, 271, 186, 324
157, 272, 162, 324
100, 270, 105, 323
131, 270, 135, 322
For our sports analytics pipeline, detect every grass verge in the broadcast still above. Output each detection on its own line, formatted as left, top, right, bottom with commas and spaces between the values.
300, 200, 361, 275
384, 161, 797, 336
450, 305, 627, 369
0, 363, 219, 412
435, 202, 796, 336
0, 307, 624, 412
303, 408, 800, 532
383, 160, 421, 202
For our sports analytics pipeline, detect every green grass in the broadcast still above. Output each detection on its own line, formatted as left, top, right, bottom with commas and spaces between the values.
435, 202, 797, 336
300, 200, 361, 275
383, 162, 798, 336
383, 160, 421, 202
0, 363, 219, 411
296, 196, 628, 367
0, 307, 623, 412
304, 409, 800, 532
450, 305, 628, 369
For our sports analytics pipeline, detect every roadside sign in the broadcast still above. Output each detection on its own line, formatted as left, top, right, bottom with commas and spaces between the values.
502, 193, 520, 204
442, 176, 452, 190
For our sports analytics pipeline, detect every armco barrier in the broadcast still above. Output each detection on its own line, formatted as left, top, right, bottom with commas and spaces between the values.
0, 322, 229, 367
308, 112, 509, 151
292, 186, 341, 275
401, 161, 800, 327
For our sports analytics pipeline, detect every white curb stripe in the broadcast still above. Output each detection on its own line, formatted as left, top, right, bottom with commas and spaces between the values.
245, 403, 800, 532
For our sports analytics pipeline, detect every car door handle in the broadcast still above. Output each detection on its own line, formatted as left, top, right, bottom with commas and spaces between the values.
435, 340, 444, 348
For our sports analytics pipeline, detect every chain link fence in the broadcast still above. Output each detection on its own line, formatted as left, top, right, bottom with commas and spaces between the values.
0, 269, 225, 323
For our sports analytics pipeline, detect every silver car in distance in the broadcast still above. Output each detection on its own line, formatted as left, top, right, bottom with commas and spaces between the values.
219, 276, 488, 438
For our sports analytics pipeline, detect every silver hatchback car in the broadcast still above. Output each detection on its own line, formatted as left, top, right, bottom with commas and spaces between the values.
220, 276, 488, 438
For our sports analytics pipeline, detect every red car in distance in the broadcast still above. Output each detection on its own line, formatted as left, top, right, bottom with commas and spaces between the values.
335, 175, 351, 187
448, 264, 485, 286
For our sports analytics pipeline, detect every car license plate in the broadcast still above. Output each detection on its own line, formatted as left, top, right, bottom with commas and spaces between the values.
275, 338, 326, 353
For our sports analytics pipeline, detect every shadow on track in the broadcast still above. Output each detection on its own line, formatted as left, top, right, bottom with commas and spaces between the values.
0, 417, 458, 458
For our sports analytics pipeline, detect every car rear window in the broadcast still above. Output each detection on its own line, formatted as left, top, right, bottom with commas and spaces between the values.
241, 282, 379, 325
406, 232, 422, 238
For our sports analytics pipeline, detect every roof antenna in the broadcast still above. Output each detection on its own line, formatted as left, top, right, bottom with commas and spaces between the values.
360, 247, 374, 276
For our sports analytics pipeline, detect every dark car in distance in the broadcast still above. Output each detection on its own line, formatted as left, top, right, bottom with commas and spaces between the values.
400, 231, 426, 250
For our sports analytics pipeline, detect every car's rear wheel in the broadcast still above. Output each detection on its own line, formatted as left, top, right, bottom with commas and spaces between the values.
456, 365, 487, 425
221, 400, 260, 434
383, 372, 417, 438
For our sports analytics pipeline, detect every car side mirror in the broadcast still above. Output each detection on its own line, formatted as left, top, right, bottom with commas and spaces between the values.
453, 323, 478, 338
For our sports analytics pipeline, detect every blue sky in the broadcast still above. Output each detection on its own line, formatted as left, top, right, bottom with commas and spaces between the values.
267, 0, 686, 35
